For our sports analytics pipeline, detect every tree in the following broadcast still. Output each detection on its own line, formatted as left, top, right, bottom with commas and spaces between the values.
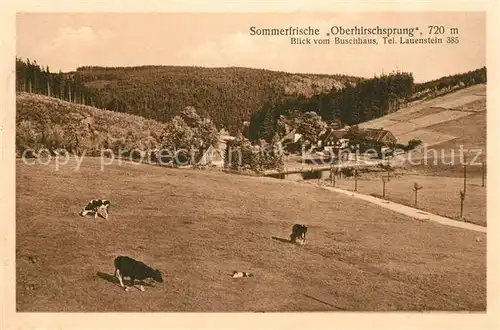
161, 116, 196, 164
225, 135, 254, 170
344, 125, 367, 148
459, 190, 466, 219
162, 107, 220, 165
412, 182, 423, 207
296, 111, 327, 148
180, 106, 202, 128
407, 139, 422, 150
276, 109, 303, 137
196, 118, 219, 150
259, 133, 284, 171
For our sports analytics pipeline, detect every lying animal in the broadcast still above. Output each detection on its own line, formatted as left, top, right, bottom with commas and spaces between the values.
79, 199, 110, 220
114, 256, 163, 292
290, 224, 308, 245
232, 271, 253, 278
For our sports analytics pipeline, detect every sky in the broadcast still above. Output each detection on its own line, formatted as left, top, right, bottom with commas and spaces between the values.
16, 12, 485, 82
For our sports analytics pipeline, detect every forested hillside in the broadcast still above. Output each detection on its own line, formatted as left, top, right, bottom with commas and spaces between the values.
16, 92, 165, 157
15, 58, 358, 134
410, 67, 487, 101
15, 57, 486, 139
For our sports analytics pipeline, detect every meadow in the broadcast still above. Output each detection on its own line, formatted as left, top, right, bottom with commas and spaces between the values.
16, 158, 485, 312
315, 83, 487, 227
359, 84, 486, 149
329, 172, 486, 227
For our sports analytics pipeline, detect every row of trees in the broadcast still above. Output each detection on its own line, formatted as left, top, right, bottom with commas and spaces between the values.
412, 67, 487, 99
16, 58, 104, 108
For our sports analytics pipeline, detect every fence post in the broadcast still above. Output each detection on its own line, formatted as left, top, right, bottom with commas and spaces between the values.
482, 161, 485, 187
463, 155, 467, 194
382, 177, 386, 198
460, 190, 465, 219
330, 166, 334, 185
386, 158, 391, 182
354, 168, 358, 192
413, 182, 423, 207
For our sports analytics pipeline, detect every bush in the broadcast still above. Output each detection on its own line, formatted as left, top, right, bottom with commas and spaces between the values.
407, 139, 423, 150
340, 166, 355, 177
395, 143, 408, 152
302, 170, 323, 180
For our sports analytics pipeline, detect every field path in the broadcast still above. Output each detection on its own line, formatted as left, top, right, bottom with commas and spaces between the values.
319, 185, 486, 233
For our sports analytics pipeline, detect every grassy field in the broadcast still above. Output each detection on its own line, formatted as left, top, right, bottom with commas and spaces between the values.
16, 158, 485, 312
16, 92, 165, 156
427, 110, 486, 151
327, 172, 486, 227
359, 84, 486, 149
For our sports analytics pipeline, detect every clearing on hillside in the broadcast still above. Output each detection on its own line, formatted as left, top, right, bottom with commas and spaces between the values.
359, 84, 486, 151
16, 158, 485, 312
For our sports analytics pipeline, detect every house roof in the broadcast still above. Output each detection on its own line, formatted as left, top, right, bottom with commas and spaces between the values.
363, 128, 396, 143
325, 120, 342, 130
320, 129, 348, 142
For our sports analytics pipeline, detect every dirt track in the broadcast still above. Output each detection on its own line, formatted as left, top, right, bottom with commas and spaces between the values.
320, 185, 486, 233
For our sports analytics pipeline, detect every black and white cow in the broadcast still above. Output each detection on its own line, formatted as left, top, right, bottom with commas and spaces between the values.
114, 256, 164, 292
79, 199, 111, 220
290, 224, 308, 245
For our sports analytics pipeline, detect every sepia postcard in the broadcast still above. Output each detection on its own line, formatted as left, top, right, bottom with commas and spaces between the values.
1, 1, 499, 329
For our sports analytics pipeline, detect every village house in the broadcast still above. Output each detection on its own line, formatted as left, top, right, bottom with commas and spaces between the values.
318, 126, 397, 159
198, 134, 235, 167
319, 128, 349, 151
362, 128, 397, 147
354, 128, 397, 158
280, 129, 303, 153
282, 124, 347, 154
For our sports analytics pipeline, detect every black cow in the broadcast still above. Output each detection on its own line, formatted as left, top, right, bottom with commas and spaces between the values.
79, 199, 111, 220
290, 224, 308, 245
113, 256, 164, 292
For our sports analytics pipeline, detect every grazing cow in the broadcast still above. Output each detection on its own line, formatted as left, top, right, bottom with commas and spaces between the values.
290, 224, 308, 245
113, 256, 164, 292
79, 199, 110, 220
